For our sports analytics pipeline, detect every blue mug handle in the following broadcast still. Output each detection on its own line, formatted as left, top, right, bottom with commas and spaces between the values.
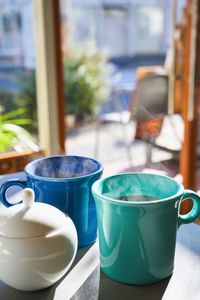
0, 179, 27, 207
178, 189, 200, 225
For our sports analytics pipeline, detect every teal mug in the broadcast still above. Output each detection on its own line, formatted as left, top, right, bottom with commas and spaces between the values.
92, 172, 200, 284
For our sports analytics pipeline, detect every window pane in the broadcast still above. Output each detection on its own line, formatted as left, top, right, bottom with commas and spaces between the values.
0, 0, 38, 154
132, 5, 164, 54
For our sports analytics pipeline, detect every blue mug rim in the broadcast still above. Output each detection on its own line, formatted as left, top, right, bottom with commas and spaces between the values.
25, 155, 103, 182
92, 172, 184, 206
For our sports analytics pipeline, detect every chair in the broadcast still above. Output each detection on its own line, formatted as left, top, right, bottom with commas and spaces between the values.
131, 70, 183, 163
94, 65, 183, 166
131, 71, 168, 121
94, 71, 134, 163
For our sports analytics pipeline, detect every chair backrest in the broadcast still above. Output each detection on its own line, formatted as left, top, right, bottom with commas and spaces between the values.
131, 72, 169, 121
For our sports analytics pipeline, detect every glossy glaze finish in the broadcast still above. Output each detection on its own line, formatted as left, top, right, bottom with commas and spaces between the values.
0, 225, 77, 291
0, 155, 103, 247
0, 189, 78, 291
92, 173, 200, 284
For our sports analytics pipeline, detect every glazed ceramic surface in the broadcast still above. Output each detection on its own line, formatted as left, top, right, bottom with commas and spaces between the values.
0, 189, 78, 291
0, 155, 103, 247
92, 173, 200, 284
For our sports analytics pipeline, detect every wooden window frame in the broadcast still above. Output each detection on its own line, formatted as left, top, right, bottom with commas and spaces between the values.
0, 0, 65, 174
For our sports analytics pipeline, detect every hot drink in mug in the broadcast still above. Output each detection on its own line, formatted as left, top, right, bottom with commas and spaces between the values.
1, 155, 103, 247
92, 172, 200, 284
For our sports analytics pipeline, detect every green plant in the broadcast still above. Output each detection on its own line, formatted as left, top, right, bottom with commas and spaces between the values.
63, 47, 111, 122
0, 70, 37, 133
0, 90, 16, 112
14, 70, 38, 132
0, 106, 38, 153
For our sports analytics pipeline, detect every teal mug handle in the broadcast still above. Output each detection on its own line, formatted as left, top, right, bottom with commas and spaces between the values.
0, 179, 27, 207
178, 189, 200, 225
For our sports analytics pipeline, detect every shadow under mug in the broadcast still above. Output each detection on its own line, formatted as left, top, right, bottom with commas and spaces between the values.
92, 172, 200, 284
0, 155, 103, 248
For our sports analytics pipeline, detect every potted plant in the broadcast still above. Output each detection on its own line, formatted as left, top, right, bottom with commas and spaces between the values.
0, 106, 43, 174
63, 46, 111, 126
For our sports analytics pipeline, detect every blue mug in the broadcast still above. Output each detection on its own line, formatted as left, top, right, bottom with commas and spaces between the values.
0, 155, 103, 247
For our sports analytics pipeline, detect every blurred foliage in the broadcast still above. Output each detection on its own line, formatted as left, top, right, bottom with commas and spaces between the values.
63, 46, 111, 122
14, 70, 37, 132
0, 70, 37, 133
0, 46, 111, 141
0, 106, 32, 152
0, 91, 15, 112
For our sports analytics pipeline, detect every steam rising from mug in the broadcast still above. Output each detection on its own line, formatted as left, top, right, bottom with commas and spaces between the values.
102, 173, 165, 202
0, 155, 103, 248
92, 172, 200, 284
27, 156, 100, 179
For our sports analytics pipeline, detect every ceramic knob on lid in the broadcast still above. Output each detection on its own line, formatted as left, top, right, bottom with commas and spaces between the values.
0, 188, 78, 291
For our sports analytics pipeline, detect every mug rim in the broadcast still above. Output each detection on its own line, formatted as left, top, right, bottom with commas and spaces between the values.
92, 172, 184, 206
25, 155, 103, 181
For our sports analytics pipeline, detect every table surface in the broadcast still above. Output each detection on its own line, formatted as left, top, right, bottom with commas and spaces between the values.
0, 173, 200, 300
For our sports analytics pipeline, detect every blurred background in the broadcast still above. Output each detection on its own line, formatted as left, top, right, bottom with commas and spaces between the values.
1, 0, 200, 194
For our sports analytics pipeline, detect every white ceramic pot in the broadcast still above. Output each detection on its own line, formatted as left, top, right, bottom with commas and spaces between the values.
0, 188, 78, 291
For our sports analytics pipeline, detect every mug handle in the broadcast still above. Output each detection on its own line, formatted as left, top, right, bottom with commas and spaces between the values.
0, 179, 27, 207
178, 189, 200, 225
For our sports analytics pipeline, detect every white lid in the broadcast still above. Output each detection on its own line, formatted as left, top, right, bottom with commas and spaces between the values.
0, 188, 70, 239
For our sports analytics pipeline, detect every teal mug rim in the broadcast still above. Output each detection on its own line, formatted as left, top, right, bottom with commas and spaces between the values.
25, 155, 103, 182
92, 172, 184, 206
